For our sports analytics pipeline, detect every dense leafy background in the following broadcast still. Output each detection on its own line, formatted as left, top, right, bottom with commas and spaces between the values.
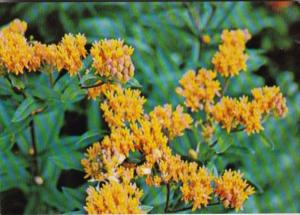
0, 2, 299, 214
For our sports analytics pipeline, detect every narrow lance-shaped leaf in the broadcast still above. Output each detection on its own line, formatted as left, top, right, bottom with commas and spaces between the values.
12, 97, 44, 123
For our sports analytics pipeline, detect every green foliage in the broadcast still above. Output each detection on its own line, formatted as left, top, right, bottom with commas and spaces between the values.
0, 2, 300, 214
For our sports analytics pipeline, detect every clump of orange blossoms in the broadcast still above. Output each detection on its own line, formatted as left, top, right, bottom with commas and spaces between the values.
214, 170, 255, 211
210, 86, 287, 134
101, 127, 135, 157
212, 29, 251, 77
55, 33, 87, 76
180, 162, 214, 210
149, 104, 193, 139
85, 181, 144, 214
130, 116, 168, 166
91, 39, 135, 82
176, 69, 221, 112
1, 19, 27, 35
81, 142, 126, 182
0, 20, 33, 75
251, 86, 288, 117
1, 19, 285, 213
100, 86, 146, 128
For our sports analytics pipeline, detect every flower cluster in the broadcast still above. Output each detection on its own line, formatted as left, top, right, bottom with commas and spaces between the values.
176, 69, 221, 112
212, 29, 251, 77
100, 86, 146, 128
55, 33, 87, 76
81, 142, 126, 182
79, 27, 291, 213
0, 19, 33, 75
149, 104, 193, 139
85, 181, 143, 214
1, 19, 137, 82
215, 170, 255, 211
2, 19, 286, 213
251, 86, 288, 117
1, 19, 27, 35
210, 86, 287, 134
91, 39, 135, 82
0, 19, 88, 76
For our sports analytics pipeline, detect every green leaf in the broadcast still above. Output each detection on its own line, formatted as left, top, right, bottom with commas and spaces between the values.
87, 100, 102, 131
80, 73, 101, 86
243, 171, 264, 194
0, 77, 14, 95
49, 149, 83, 171
125, 77, 142, 88
0, 151, 30, 192
34, 110, 64, 152
247, 49, 268, 72
62, 187, 85, 209
207, 161, 218, 177
61, 84, 87, 104
140, 205, 154, 213
12, 97, 44, 123
41, 184, 73, 212
8, 74, 25, 90
259, 132, 275, 150
74, 130, 103, 149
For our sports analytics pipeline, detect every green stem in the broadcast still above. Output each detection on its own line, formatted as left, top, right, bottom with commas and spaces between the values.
164, 184, 171, 213
167, 201, 220, 213
48, 72, 54, 87
222, 78, 230, 96
29, 119, 39, 178
80, 82, 104, 89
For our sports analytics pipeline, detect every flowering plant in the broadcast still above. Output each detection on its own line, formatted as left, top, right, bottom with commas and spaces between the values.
0, 18, 288, 214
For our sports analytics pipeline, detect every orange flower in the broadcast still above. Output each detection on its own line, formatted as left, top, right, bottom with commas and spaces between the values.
212, 29, 251, 77
176, 69, 221, 112
0, 30, 33, 75
101, 86, 146, 128
85, 181, 143, 214
214, 169, 255, 211
149, 104, 193, 139
55, 33, 87, 76
91, 39, 134, 82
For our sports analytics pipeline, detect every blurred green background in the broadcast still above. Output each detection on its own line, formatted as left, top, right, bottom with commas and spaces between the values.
0, 2, 299, 214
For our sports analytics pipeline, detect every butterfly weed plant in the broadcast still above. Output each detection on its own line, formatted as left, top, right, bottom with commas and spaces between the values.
0, 19, 288, 214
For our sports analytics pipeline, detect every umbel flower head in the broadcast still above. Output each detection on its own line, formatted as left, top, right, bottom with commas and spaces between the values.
27, 42, 59, 72
0, 22, 33, 75
81, 142, 126, 182
55, 33, 87, 76
212, 29, 251, 77
179, 163, 214, 211
130, 115, 168, 165
101, 126, 135, 157
85, 181, 143, 214
251, 86, 288, 117
91, 39, 135, 82
210, 86, 288, 135
214, 169, 255, 211
101, 86, 146, 128
1, 19, 27, 35
176, 69, 221, 112
149, 104, 193, 139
